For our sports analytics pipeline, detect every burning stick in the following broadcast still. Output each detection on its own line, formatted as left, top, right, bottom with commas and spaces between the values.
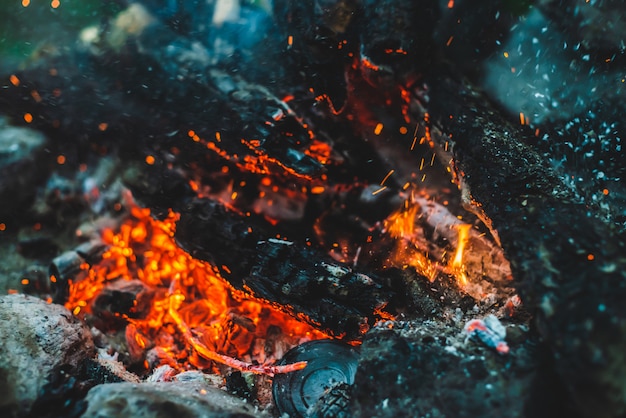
167, 293, 307, 376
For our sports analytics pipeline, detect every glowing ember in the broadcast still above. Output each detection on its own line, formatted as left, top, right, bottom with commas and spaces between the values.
65, 204, 326, 375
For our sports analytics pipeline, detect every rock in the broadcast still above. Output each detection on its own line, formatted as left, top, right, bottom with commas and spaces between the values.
0, 294, 94, 418
0, 116, 49, 218
80, 380, 265, 418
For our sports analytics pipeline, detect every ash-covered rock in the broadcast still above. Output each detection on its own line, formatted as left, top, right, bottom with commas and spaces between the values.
0, 116, 49, 219
0, 294, 94, 418
79, 380, 264, 418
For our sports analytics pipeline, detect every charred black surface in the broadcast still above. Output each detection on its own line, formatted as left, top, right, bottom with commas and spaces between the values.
28, 364, 90, 418
428, 70, 626, 418
175, 197, 406, 340
350, 324, 549, 418
92, 279, 155, 321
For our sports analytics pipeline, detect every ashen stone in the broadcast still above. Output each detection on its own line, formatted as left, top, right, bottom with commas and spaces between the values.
80, 380, 265, 418
0, 293, 95, 418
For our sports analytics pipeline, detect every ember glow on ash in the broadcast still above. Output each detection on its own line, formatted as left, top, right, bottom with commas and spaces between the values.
64, 204, 327, 375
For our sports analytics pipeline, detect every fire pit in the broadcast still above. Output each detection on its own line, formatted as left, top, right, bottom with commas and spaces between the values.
0, 1, 625, 417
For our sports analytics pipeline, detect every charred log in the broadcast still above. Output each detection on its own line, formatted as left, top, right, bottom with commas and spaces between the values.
174, 197, 408, 340
427, 70, 626, 418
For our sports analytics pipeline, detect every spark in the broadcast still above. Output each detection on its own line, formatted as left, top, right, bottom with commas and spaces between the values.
380, 169, 395, 186
374, 123, 384, 135
372, 186, 387, 195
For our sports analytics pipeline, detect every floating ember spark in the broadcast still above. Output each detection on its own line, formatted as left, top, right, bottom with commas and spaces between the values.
64, 203, 327, 375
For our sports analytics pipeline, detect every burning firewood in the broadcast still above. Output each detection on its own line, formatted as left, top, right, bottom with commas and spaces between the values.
174, 197, 400, 340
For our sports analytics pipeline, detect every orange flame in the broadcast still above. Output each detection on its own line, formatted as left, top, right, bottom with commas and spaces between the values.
450, 224, 472, 286
383, 197, 476, 286
383, 202, 439, 282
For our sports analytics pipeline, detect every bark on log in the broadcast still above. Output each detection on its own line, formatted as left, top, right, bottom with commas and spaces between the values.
427, 70, 626, 418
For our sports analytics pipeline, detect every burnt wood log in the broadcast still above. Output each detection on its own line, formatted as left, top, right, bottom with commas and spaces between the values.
174, 197, 409, 340
427, 70, 626, 418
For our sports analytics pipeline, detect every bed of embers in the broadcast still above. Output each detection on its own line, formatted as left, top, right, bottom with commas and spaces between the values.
0, 1, 625, 417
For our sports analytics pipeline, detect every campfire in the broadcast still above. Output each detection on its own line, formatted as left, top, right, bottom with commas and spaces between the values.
0, 1, 625, 417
